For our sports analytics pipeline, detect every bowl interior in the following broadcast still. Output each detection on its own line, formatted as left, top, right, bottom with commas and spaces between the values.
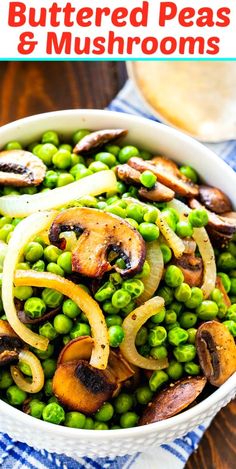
0, 109, 235, 442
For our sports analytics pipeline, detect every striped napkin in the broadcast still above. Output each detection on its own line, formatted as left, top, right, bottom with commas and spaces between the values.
1, 79, 235, 469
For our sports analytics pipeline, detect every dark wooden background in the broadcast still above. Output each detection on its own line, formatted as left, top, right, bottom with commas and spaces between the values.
0, 61, 235, 468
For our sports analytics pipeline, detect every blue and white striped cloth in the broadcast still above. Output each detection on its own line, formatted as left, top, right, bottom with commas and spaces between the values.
1, 80, 236, 469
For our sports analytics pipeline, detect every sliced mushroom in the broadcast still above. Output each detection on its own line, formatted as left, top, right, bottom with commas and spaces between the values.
215, 276, 231, 308
53, 359, 116, 414
199, 185, 232, 214
116, 164, 141, 185
49, 207, 146, 278
196, 321, 236, 387
0, 319, 23, 366
0, 150, 46, 186
139, 376, 207, 425
17, 306, 61, 325
128, 157, 199, 198
206, 225, 233, 249
73, 129, 127, 154
174, 253, 203, 287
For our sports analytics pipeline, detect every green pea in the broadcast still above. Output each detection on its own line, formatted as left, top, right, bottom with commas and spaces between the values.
102, 301, 120, 315
73, 129, 90, 145
54, 314, 73, 334
121, 300, 136, 316
105, 204, 127, 218
140, 170, 157, 188
120, 411, 139, 428
126, 203, 145, 223
187, 328, 197, 344
161, 208, 179, 231
47, 262, 65, 277
42, 358, 57, 378
112, 289, 131, 309
139, 222, 159, 242
37, 143, 58, 165
97, 201, 107, 210
123, 279, 144, 298
217, 252, 236, 271
168, 327, 188, 346
227, 241, 236, 257
52, 149, 72, 169
70, 154, 85, 166
108, 325, 125, 347
95, 402, 114, 422
16, 262, 30, 271
188, 209, 209, 228
94, 422, 109, 430
143, 206, 158, 224
166, 321, 180, 331
125, 218, 139, 229
33, 343, 54, 360
6, 385, 27, 406
176, 220, 193, 238
165, 265, 184, 288
118, 146, 139, 164
114, 393, 133, 414
185, 287, 203, 309
150, 345, 168, 360
158, 286, 174, 306
230, 278, 236, 296
106, 315, 122, 327
175, 283, 192, 302
218, 273, 231, 293
0, 216, 12, 228
149, 370, 169, 392
136, 386, 153, 405
148, 325, 167, 347
196, 301, 218, 320
165, 309, 177, 325
95, 152, 117, 168
173, 344, 196, 362
116, 181, 127, 195
84, 417, 94, 429
169, 301, 183, 316
56, 251, 72, 274
42, 403, 65, 425
179, 165, 198, 183
104, 144, 120, 156
57, 173, 74, 187
95, 282, 116, 302
12, 217, 22, 227
179, 312, 197, 329
42, 288, 63, 308
24, 242, 44, 262
14, 286, 33, 301
69, 163, 86, 178
62, 299, 81, 318
3, 187, 20, 196
44, 245, 62, 263
210, 288, 223, 304
42, 130, 59, 147
222, 320, 236, 337
135, 326, 148, 346
160, 243, 172, 264
70, 323, 91, 339
39, 322, 58, 340
106, 195, 120, 205
4, 141, 22, 150
65, 411, 86, 428
28, 399, 46, 419
0, 224, 14, 242
184, 362, 201, 375
138, 344, 151, 357
135, 261, 151, 279
32, 260, 46, 272
166, 360, 184, 380
20, 186, 38, 195
0, 369, 13, 389
24, 297, 46, 319
226, 304, 236, 322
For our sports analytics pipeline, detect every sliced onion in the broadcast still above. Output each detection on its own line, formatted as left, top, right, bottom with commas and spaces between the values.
0, 170, 117, 218
125, 197, 185, 258
14, 270, 109, 370
120, 297, 168, 370
0, 241, 7, 271
2, 211, 56, 351
137, 241, 164, 305
169, 199, 216, 298
10, 350, 44, 393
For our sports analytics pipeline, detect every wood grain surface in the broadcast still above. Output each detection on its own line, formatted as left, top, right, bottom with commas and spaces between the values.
0, 61, 235, 468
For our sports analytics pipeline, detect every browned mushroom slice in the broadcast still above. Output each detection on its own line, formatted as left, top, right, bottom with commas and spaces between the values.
17, 306, 61, 325
139, 376, 207, 425
139, 184, 174, 203
174, 253, 203, 287
215, 276, 231, 308
196, 321, 236, 387
52, 360, 117, 414
0, 319, 23, 366
0, 150, 46, 186
206, 225, 233, 249
189, 199, 236, 236
128, 157, 199, 197
199, 185, 232, 214
73, 129, 128, 154
49, 207, 146, 278
116, 164, 141, 185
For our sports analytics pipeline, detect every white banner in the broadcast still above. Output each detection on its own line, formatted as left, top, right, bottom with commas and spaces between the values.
0, 0, 236, 59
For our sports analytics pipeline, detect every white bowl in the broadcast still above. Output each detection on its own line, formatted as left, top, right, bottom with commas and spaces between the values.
0, 109, 236, 458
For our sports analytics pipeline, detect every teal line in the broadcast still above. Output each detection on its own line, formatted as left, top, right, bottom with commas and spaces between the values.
1, 57, 236, 61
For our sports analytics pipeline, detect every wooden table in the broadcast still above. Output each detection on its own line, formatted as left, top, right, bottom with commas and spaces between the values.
0, 61, 235, 469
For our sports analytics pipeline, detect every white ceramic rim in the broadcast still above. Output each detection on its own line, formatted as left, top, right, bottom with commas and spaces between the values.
0, 108, 235, 441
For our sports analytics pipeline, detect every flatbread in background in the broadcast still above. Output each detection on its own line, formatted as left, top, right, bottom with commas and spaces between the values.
130, 62, 236, 142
